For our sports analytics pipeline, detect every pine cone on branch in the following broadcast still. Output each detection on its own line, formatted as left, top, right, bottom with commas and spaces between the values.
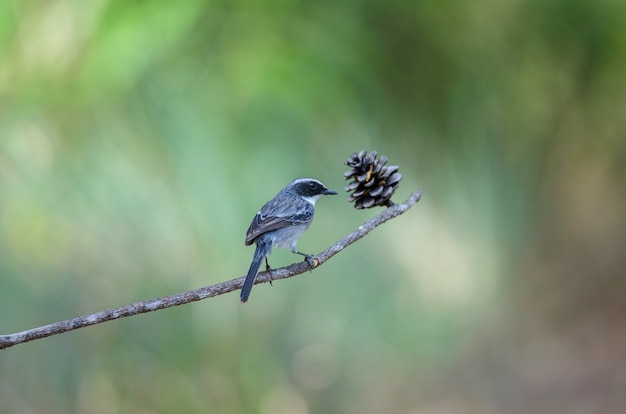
344, 150, 402, 209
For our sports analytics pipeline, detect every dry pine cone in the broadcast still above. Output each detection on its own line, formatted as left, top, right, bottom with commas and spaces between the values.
344, 150, 402, 209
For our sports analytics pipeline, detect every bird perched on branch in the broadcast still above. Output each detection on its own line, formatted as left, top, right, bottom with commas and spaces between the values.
241, 178, 337, 303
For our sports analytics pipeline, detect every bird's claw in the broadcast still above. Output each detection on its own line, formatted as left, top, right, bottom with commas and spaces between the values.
265, 259, 273, 286
304, 255, 316, 268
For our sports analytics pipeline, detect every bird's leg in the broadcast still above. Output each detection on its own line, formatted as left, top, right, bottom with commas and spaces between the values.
265, 257, 273, 286
292, 248, 315, 267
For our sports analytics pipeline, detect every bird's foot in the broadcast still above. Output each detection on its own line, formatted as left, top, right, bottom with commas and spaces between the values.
301, 254, 316, 268
294, 250, 317, 269
265, 258, 273, 286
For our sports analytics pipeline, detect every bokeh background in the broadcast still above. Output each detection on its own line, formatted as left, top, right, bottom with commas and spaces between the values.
1, 0, 625, 413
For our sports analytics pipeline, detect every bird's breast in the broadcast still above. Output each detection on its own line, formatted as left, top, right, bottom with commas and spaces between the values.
270, 224, 309, 249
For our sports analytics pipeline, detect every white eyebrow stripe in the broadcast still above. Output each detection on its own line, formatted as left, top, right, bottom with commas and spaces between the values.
291, 178, 322, 185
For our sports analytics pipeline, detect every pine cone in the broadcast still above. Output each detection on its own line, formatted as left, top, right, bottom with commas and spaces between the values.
344, 150, 402, 209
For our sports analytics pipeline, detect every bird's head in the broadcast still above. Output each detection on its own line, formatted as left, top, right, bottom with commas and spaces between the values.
289, 178, 337, 204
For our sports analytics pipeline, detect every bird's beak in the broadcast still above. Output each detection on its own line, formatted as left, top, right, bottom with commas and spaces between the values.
324, 189, 338, 195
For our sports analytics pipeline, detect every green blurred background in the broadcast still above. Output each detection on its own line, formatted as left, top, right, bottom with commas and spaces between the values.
1, 0, 625, 413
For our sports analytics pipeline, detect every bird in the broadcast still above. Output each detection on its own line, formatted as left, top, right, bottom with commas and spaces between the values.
240, 178, 337, 303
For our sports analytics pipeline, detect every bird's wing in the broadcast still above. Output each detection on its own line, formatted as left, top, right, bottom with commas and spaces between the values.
245, 197, 314, 246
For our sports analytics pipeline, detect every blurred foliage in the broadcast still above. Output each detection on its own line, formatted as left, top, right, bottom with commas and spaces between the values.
1, 0, 625, 413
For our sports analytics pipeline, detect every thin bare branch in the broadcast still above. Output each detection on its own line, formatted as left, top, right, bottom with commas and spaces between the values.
0, 190, 423, 350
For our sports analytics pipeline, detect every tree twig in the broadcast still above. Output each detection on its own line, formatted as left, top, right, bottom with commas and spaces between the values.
0, 190, 423, 350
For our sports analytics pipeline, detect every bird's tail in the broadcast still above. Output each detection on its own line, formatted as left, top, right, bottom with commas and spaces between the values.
240, 241, 271, 303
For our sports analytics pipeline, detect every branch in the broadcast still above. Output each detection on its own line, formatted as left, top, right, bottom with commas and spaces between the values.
0, 190, 423, 350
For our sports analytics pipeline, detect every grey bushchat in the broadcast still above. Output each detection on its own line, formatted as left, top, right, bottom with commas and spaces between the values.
240, 178, 337, 303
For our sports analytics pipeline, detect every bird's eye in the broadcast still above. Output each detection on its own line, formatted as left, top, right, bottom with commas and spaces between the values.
309, 182, 316, 189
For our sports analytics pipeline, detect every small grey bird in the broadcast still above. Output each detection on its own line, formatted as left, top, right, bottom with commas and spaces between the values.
241, 178, 337, 303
